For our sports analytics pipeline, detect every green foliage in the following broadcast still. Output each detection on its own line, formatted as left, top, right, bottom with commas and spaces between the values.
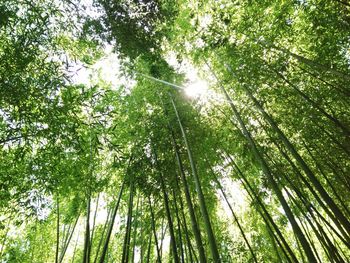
1, 0, 349, 262
95, 0, 178, 60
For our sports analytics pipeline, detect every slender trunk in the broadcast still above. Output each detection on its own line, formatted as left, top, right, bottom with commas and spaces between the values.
131, 196, 140, 263
286, 188, 343, 263
168, 129, 207, 263
56, 197, 60, 263
258, 157, 306, 262
313, 213, 347, 262
99, 180, 126, 263
90, 194, 100, 255
325, 221, 350, 262
271, 140, 350, 244
314, 205, 350, 249
59, 215, 80, 263
94, 208, 112, 263
175, 177, 194, 263
299, 218, 323, 263
207, 64, 316, 262
188, 236, 199, 263
63, 222, 73, 250
263, 218, 286, 263
146, 233, 152, 263
273, 69, 349, 136
153, 148, 180, 263
159, 218, 166, 259
172, 189, 185, 263
302, 141, 350, 216
148, 196, 162, 263
267, 144, 347, 262
295, 64, 350, 97
249, 183, 294, 263
309, 212, 340, 262
210, 167, 258, 263
224, 153, 299, 262
229, 69, 350, 235
71, 230, 80, 263
294, 232, 306, 263
83, 194, 91, 263
261, 40, 350, 81
181, 209, 196, 263
61, 224, 68, 253
311, 120, 350, 156
170, 94, 221, 262
160, 178, 179, 263
169, 238, 174, 262
121, 181, 134, 263
140, 199, 144, 263
282, 187, 321, 262
85, 111, 94, 263
324, 159, 350, 191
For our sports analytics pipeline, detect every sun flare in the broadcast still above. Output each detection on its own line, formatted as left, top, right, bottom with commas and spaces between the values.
184, 80, 209, 98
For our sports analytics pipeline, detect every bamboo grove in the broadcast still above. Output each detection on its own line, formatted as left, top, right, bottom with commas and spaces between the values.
0, 0, 349, 262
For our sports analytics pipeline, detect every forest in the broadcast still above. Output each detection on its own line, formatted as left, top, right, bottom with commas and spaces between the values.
0, 0, 349, 262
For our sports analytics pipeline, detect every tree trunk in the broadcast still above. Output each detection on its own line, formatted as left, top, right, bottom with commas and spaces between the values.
224, 153, 299, 262
207, 63, 316, 262
99, 180, 126, 263
121, 181, 134, 263
271, 139, 350, 244
153, 149, 180, 263
148, 196, 162, 263
259, 39, 350, 81
230, 70, 350, 236
94, 208, 112, 263
172, 189, 185, 263
131, 196, 140, 263
168, 128, 207, 263
209, 166, 258, 263
170, 94, 221, 262
159, 219, 167, 259
89, 194, 100, 255
71, 229, 80, 263
302, 141, 350, 216
140, 199, 144, 263
59, 215, 80, 263
146, 233, 152, 263
273, 69, 349, 136
83, 194, 91, 263
175, 177, 195, 263
56, 197, 60, 263
295, 64, 350, 97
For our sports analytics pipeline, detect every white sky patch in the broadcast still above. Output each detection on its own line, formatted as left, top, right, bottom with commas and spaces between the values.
214, 163, 247, 210
71, 46, 136, 91
194, 37, 206, 48
199, 14, 212, 28
212, 162, 249, 242
215, 175, 249, 243
190, 13, 212, 29
70, 63, 91, 86
220, 177, 246, 208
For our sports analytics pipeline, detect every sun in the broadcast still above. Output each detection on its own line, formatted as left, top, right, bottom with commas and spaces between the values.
184, 80, 209, 98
